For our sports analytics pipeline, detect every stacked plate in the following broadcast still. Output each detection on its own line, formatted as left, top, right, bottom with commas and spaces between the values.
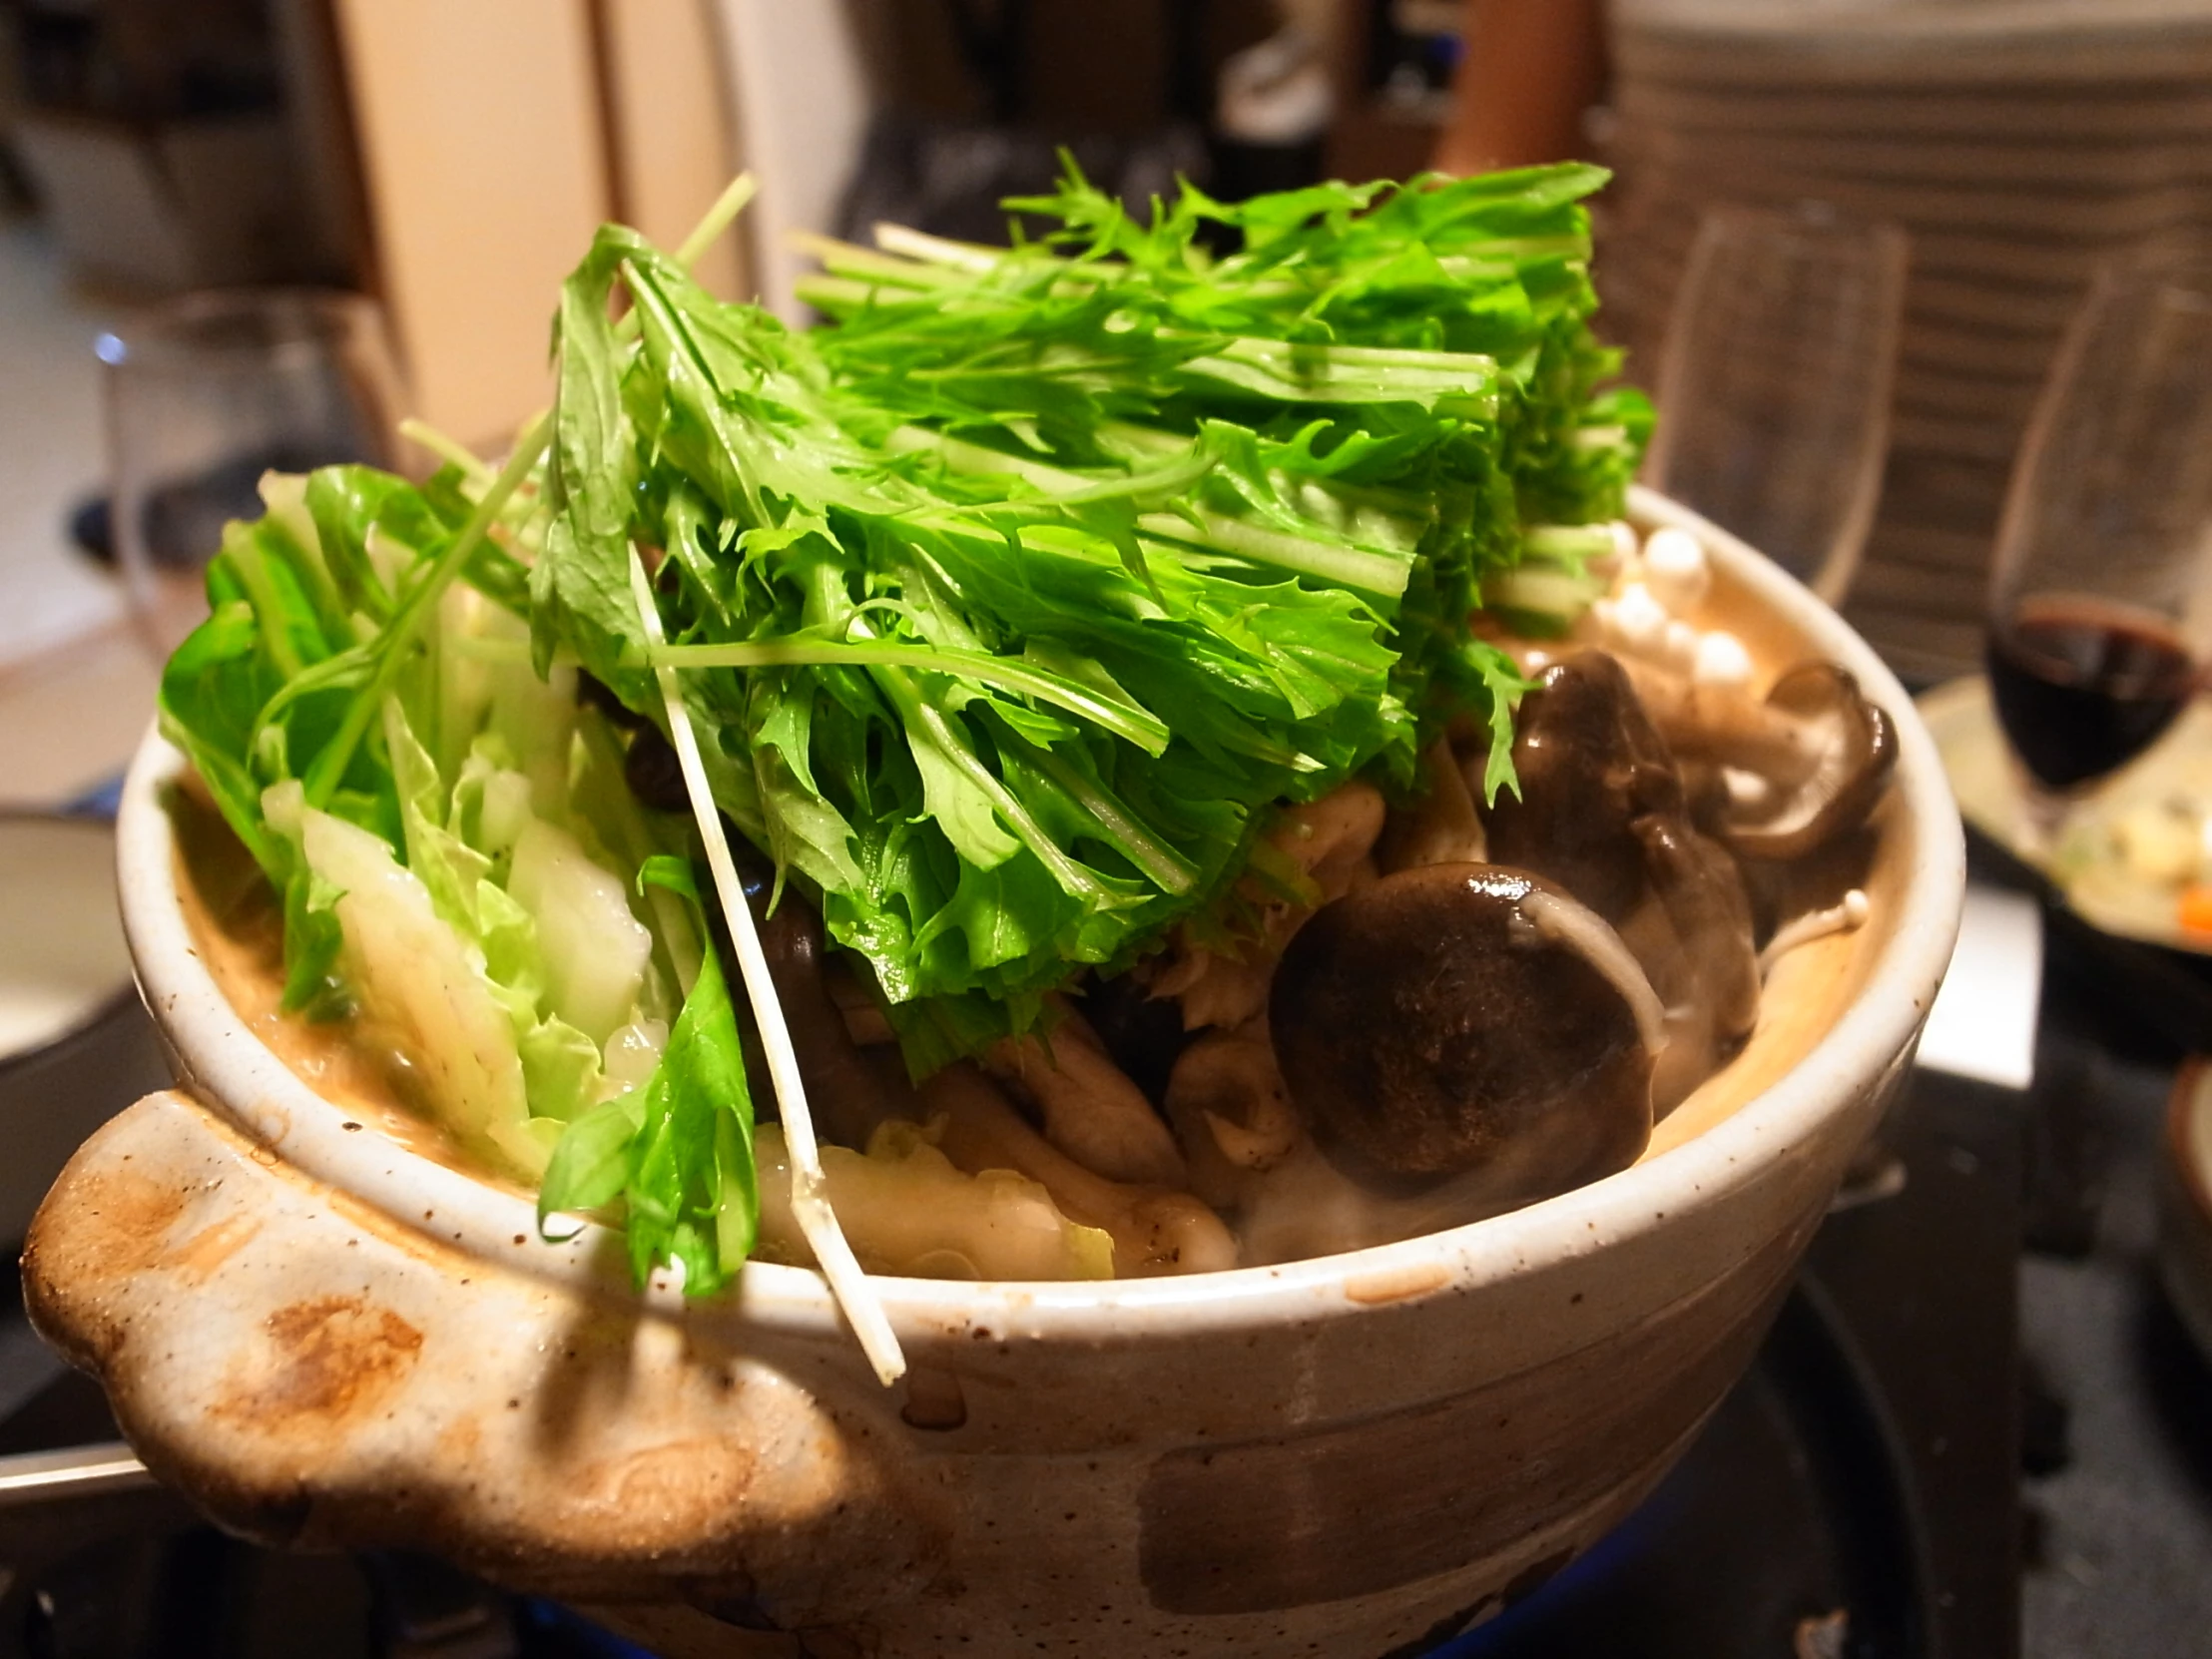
1598, 0, 2212, 680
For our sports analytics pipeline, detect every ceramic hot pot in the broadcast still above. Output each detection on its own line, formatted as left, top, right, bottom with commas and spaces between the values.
24, 489, 1964, 1658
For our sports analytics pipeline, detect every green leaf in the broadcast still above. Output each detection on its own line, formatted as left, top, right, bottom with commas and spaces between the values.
537, 233, 650, 702
537, 1091, 643, 1218
306, 465, 415, 620
538, 856, 760, 1292
277, 857, 349, 1018
520, 1017, 609, 1125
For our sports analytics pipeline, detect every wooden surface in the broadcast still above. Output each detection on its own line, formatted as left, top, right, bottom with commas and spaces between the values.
592, 0, 748, 303
330, 0, 611, 451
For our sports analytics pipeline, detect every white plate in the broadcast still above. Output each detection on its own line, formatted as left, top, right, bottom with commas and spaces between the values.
1919, 675, 2212, 955
2161, 1062, 2212, 1366
0, 815, 132, 1058
0, 814, 172, 1239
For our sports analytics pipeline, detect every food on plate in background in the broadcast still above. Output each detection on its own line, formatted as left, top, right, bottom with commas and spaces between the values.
1925, 678, 2212, 952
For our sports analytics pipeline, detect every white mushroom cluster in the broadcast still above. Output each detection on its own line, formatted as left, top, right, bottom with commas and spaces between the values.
1585, 524, 1756, 692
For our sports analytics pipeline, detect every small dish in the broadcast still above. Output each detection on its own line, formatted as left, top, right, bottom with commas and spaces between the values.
1919, 675, 2212, 955
2161, 1060, 2212, 1366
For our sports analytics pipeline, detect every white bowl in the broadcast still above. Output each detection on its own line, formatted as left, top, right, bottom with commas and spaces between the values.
24, 488, 1964, 1658
2160, 1061, 2212, 1367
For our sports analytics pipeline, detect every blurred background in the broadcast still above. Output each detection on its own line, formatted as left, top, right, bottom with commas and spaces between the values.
5, 3, 2212, 1657
9, 0, 2212, 794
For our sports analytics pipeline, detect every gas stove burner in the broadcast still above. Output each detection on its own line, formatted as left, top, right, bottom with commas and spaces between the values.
1442, 1282, 1925, 1658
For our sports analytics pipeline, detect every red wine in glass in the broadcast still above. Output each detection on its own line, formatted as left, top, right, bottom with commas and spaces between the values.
1985, 596, 2200, 791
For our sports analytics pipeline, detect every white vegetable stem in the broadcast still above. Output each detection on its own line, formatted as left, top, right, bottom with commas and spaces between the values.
397, 418, 494, 485
676, 173, 759, 270
1758, 889, 1870, 978
626, 550, 906, 1384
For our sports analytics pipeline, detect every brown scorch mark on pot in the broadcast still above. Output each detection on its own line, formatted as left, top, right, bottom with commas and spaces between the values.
1342, 1264, 1452, 1306
52, 1168, 189, 1279
165, 1214, 262, 1284
1137, 1227, 1802, 1614
215, 1296, 423, 1425
900, 1367, 969, 1430
571, 1439, 762, 1527
434, 1414, 485, 1469
1353, 1547, 1578, 1655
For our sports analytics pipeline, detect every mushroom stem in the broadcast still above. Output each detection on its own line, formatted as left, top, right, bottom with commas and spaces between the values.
1278, 781, 1389, 897
1163, 1026, 1307, 1209
1519, 884, 1667, 1055
983, 1002, 1188, 1188
1758, 889, 1872, 977
918, 1064, 1239, 1276
1618, 659, 1824, 785
1145, 778, 1389, 1034
1626, 657, 1897, 862
1380, 739, 1488, 872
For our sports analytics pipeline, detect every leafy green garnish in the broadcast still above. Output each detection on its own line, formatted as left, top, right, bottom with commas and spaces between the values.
538, 856, 759, 1293
156, 161, 1647, 1296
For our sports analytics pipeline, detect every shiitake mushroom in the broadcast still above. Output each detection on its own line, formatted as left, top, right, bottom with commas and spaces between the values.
1712, 663, 1897, 861
1477, 651, 1771, 1112
1616, 658, 1898, 862
1270, 863, 1661, 1196
1482, 652, 1683, 925
623, 724, 689, 815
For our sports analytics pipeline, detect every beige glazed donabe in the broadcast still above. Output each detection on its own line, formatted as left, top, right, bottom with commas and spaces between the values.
24, 489, 1963, 1659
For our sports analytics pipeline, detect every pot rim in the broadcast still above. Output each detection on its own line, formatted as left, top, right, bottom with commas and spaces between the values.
114, 486, 1965, 1342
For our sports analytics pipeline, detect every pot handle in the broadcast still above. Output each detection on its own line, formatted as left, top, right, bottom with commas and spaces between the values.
23, 1090, 942, 1628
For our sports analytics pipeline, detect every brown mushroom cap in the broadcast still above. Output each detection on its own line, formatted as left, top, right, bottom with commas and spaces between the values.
1482, 653, 1684, 923
1269, 863, 1658, 1195
752, 881, 910, 1150
1472, 650, 1771, 1119
1712, 664, 1898, 861
1632, 815, 1762, 1045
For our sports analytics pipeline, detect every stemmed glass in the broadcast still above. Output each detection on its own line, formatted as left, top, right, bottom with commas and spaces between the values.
1643, 203, 1910, 605
1646, 206, 1912, 1212
1984, 253, 2212, 850
100, 290, 408, 656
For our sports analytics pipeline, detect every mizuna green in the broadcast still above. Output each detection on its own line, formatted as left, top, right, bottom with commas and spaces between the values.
156, 162, 1648, 1295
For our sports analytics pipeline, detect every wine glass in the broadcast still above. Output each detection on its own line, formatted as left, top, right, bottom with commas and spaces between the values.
1984, 252, 2212, 849
1642, 203, 1910, 605
99, 290, 408, 656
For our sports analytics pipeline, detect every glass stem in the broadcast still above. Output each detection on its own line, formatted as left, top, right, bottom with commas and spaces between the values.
2016, 780, 2071, 861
